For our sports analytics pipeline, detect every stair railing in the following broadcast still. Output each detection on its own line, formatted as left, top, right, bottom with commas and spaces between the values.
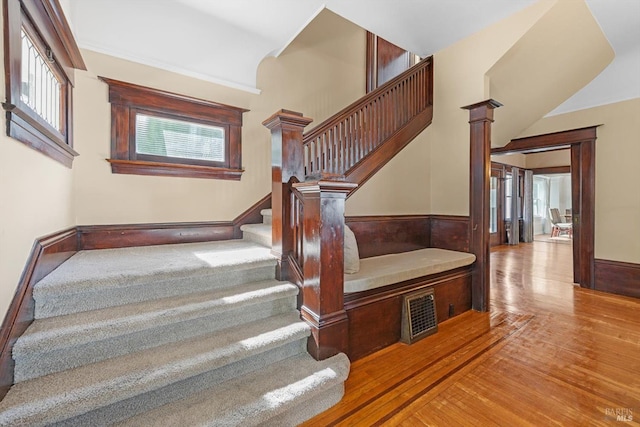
303, 56, 433, 185
264, 57, 433, 360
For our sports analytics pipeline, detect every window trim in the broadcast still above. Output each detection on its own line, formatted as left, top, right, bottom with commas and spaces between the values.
100, 77, 247, 180
2, 0, 86, 167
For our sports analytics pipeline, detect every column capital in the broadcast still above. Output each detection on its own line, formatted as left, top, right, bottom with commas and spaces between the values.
461, 99, 502, 122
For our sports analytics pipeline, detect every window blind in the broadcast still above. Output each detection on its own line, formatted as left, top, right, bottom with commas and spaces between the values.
135, 114, 225, 162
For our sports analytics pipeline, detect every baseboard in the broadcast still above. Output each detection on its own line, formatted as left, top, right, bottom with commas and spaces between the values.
0, 228, 78, 400
594, 259, 640, 298
79, 193, 272, 250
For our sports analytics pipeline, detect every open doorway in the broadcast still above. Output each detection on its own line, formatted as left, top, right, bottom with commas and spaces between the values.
533, 172, 572, 245
489, 126, 597, 289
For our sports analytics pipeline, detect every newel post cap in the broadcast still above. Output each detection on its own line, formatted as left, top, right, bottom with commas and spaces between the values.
262, 109, 313, 130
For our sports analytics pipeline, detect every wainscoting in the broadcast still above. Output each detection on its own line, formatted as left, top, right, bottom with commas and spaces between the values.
594, 259, 640, 298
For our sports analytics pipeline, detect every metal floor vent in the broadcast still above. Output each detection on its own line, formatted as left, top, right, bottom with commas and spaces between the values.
401, 288, 438, 344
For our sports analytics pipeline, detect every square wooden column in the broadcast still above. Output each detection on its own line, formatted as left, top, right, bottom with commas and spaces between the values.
462, 99, 501, 312
293, 180, 357, 360
262, 110, 313, 280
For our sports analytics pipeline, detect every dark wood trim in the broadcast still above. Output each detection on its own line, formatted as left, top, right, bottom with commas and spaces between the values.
100, 77, 248, 179
365, 31, 377, 93
78, 222, 236, 251
345, 215, 430, 259
491, 126, 599, 155
107, 159, 244, 180
429, 215, 470, 252
294, 180, 356, 360
79, 193, 271, 250
530, 166, 570, 175
344, 266, 472, 361
263, 110, 313, 281
365, 31, 418, 93
572, 140, 596, 288
490, 125, 598, 289
594, 259, 640, 298
3, 0, 85, 167
463, 99, 502, 312
231, 193, 272, 238
0, 227, 78, 400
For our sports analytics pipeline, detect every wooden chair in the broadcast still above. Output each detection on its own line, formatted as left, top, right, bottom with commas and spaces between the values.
549, 208, 572, 238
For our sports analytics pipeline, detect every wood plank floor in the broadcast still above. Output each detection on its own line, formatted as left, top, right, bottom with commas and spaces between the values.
302, 242, 640, 426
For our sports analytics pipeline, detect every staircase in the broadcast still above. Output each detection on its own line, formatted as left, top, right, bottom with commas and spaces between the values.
0, 210, 349, 426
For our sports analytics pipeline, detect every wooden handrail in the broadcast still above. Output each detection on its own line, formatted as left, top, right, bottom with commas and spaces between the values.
303, 56, 433, 180
264, 56, 434, 361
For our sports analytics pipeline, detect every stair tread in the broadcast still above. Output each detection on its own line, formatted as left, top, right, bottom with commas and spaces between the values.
240, 223, 271, 233
35, 240, 276, 295
0, 313, 310, 426
15, 280, 298, 355
118, 352, 350, 427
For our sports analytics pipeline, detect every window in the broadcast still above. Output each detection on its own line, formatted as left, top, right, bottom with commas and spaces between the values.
100, 77, 247, 180
3, 0, 86, 167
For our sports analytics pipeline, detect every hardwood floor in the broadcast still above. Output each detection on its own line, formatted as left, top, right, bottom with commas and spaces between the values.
302, 242, 640, 426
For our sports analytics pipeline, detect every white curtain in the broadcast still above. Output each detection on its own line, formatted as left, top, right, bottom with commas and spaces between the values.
508, 167, 520, 245
522, 170, 534, 243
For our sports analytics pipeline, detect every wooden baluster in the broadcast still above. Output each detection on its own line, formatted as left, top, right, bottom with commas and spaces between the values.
293, 179, 358, 360
263, 109, 313, 281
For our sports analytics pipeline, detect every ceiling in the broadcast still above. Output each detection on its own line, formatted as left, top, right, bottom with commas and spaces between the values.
62, 0, 639, 115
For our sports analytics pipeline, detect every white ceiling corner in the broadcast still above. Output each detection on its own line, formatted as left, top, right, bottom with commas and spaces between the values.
64, 0, 639, 113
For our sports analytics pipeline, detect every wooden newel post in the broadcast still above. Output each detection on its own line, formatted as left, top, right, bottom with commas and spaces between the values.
462, 99, 502, 312
263, 110, 313, 280
293, 180, 357, 360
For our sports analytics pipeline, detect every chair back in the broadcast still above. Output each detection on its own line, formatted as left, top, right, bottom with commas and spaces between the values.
549, 208, 563, 224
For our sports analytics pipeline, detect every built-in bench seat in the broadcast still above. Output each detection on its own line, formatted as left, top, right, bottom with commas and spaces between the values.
341, 247, 476, 361
344, 248, 476, 294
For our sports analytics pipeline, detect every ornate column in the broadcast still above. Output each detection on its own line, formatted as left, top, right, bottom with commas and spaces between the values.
462, 99, 502, 312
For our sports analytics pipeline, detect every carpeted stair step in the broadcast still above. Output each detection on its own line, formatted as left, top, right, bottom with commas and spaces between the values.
261, 208, 272, 224
0, 313, 310, 427
240, 223, 272, 248
13, 280, 299, 382
33, 240, 276, 318
117, 352, 350, 427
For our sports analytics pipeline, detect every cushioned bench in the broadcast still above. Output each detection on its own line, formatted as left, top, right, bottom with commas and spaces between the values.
341, 246, 476, 361
344, 248, 476, 293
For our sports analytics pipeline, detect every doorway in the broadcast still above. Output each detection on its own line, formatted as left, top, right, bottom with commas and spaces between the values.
490, 126, 597, 289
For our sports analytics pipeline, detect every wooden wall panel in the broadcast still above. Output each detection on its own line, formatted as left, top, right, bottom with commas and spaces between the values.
78, 223, 236, 250
345, 268, 472, 361
594, 259, 640, 298
429, 215, 470, 252
346, 215, 430, 259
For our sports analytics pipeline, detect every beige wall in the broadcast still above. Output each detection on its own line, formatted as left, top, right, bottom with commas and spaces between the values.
427, 0, 556, 216
0, 134, 76, 320
0, 9, 366, 321
72, 9, 365, 225
518, 98, 640, 264
526, 150, 570, 169
0, 6, 76, 318
491, 153, 527, 168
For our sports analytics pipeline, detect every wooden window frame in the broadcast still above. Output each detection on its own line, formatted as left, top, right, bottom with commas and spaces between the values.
2, 0, 86, 167
100, 77, 247, 180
